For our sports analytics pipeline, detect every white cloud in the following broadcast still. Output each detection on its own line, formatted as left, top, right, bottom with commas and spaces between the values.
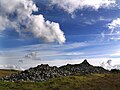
21, 42, 88, 52
0, 41, 120, 70
100, 59, 120, 70
65, 52, 84, 56
1, 41, 120, 70
29, 15, 66, 44
107, 18, 120, 30
0, 16, 8, 30
110, 37, 120, 41
0, 65, 24, 70
25, 52, 37, 59
0, 0, 66, 44
51, 0, 116, 14
109, 52, 120, 57
107, 18, 120, 41
99, 16, 112, 22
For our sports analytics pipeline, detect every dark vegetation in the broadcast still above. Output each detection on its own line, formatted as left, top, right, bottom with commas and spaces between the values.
111, 69, 120, 73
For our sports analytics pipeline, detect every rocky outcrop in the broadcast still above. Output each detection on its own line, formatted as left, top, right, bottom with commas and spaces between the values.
1, 59, 109, 82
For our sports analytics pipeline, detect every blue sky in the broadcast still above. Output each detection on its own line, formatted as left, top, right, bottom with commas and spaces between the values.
0, 0, 120, 70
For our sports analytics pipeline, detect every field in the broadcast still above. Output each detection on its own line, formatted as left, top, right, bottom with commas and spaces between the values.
0, 70, 120, 90
0, 69, 20, 78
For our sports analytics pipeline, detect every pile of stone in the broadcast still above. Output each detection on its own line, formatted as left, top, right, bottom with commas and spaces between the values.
59, 60, 109, 75
1, 59, 109, 82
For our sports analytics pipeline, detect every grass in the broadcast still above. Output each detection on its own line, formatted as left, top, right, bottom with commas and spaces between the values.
0, 69, 20, 77
0, 69, 120, 90
0, 73, 120, 90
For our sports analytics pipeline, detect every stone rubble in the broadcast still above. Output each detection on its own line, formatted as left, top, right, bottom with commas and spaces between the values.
0, 59, 109, 82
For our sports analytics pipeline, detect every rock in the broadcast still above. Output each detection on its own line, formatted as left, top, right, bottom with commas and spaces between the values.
1, 59, 109, 82
80, 59, 91, 66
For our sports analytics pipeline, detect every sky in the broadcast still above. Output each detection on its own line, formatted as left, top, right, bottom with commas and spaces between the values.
0, 0, 120, 70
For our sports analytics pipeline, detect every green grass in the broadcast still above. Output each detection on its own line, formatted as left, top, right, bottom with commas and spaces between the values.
0, 74, 120, 90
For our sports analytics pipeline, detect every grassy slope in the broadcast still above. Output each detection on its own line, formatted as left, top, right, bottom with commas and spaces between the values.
0, 69, 20, 78
0, 74, 120, 90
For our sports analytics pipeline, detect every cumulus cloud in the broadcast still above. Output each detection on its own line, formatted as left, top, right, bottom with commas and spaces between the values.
107, 18, 120, 31
51, 0, 116, 14
0, 0, 66, 44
